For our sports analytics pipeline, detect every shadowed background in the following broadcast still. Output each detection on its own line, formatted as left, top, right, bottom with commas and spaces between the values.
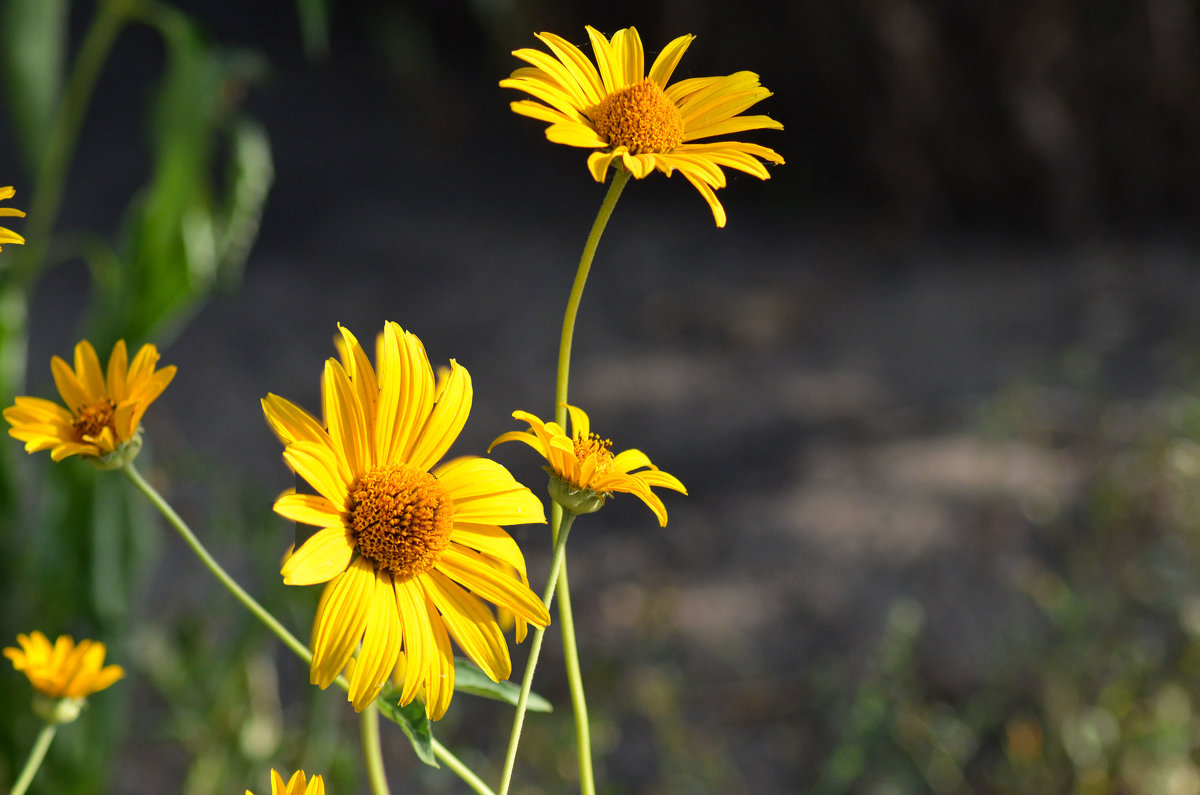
4, 1, 1200, 793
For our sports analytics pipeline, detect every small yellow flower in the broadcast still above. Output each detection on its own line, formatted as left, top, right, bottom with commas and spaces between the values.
246, 769, 325, 795
502, 26, 784, 227
0, 186, 26, 251
5, 632, 124, 701
4, 339, 176, 466
264, 322, 550, 719
490, 405, 686, 525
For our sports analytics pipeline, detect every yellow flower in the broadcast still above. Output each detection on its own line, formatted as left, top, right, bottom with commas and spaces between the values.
4, 339, 176, 465
246, 769, 325, 795
490, 404, 686, 526
263, 323, 550, 720
0, 186, 26, 251
5, 632, 124, 701
501, 25, 784, 227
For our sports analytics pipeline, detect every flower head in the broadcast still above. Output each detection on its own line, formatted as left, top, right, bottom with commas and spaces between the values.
246, 769, 325, 795
0, 186, 25, 252
264, 323, 550, 720
5, 632, 124, 712
501, 26, 784, 227
4, 339, 176, 467
490, 404, 686, 525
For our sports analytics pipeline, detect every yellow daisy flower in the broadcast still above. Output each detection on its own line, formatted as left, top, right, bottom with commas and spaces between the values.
3, 339, 176, 466
246, 769, 325, 795
501, 25, 784, 227
490, 404, 686, 526
5, 632, 124, 701
263, 322, 551, 720
0, 186, 26, 251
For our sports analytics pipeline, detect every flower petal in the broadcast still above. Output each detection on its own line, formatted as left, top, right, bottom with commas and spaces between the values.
348, 571, 402, 710
435, 545, 550, 628
425, 570, 511, 681
310, 559, 374, 688
280, 525, 355, 586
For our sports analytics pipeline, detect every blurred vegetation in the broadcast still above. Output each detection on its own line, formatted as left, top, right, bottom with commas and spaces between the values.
2, 1, 1200, 793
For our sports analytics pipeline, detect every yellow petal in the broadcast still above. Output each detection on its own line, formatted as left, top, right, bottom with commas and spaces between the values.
348, 571, 402, 710
262, 394, 327, 447
408, 360, 471, 471
425, 570, 511, 681
310, 559, 374, 688
435, 545, 550, 628
648, 33, 695, 87
280, 525, 355, 585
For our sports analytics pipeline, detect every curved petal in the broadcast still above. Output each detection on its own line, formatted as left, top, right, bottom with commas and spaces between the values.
436, 457, 546, 526
610, 26, 644, 86
534, 31, 605, 104
283, 442, 350, 508
273, 491, 345, 527
50, 355, 88, 412
649, 33, 694, 87
280, 525, 356, 586
377, 323, 435, 465
408, 360, 471, 472
585, 26, 620, 93
393, 576, 429, 706
337, 325, 379, 462
262, 394, 327, 447
449, 523, 530, 579
610, 448, 652, 474
435, 545, 550, 628
322, 358, 368, 478
425, 570, 511, 681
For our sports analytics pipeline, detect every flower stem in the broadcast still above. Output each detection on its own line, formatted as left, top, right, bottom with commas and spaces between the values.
361, 702, 391, 795
554, 546, 593, 795
434, 738, 495, 795
10, 723, 57, 795
497, 512, 576, 794
121, 462, 312, 664
554, 167, 631, 424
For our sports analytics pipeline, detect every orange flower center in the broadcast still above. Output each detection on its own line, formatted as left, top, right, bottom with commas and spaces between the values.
349, 464, 454, 579
591, 78, 684, 154
574, 432, 614, 482
73, 400, 116, 441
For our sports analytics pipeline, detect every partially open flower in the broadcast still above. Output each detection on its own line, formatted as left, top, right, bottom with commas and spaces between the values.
246, 769, 325, 795
5, 632, 124, 723
490, 404, 686, 525
4, 339, 175, 467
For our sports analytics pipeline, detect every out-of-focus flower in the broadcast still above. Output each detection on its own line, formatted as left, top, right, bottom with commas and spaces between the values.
263, 322, 550, 719
5, 632, 124, 722
4, 339, 175, 467
491, 404, 686, 525
0, 186, 26, 252
502, 26, 784, 226
245, 769, 325, 795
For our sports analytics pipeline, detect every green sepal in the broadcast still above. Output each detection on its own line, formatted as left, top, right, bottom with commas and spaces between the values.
548, 474, 606, 516
453, 657, 553, 713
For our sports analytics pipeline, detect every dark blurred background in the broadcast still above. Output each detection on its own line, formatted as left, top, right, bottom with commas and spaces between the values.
5, 1, 1200, 793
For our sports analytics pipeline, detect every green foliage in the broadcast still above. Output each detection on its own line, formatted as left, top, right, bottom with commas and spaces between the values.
0, 0, 68, 173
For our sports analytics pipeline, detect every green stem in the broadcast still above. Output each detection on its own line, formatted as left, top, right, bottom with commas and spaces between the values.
122, 461, 494, 794
497, 513, 576, 794
121, 462, 311, 664
433, 739, 495, 795
553, 167, 631, 426
555, 551, 593, 795
10, 723, 57, 795
361, 702, 391, 795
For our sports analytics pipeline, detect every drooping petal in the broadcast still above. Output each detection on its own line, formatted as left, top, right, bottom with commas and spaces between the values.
408, 360, 471, 472
425, 570, 511, 681
435, 545, 550, 628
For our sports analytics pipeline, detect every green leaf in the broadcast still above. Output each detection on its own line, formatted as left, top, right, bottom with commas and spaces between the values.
0, 0, 68, 171
454, 657, 554, 712
376, 692, 438, 768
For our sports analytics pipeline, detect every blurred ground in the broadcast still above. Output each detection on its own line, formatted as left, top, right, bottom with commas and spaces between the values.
10, 1, 1200, 792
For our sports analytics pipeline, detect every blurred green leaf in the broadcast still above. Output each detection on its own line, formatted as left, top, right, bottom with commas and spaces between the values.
92, 9, 272, 347
294, 0, 330, 61
0, 0, 68, 172
454, 656, 553, 712
376, 691, 438, 768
